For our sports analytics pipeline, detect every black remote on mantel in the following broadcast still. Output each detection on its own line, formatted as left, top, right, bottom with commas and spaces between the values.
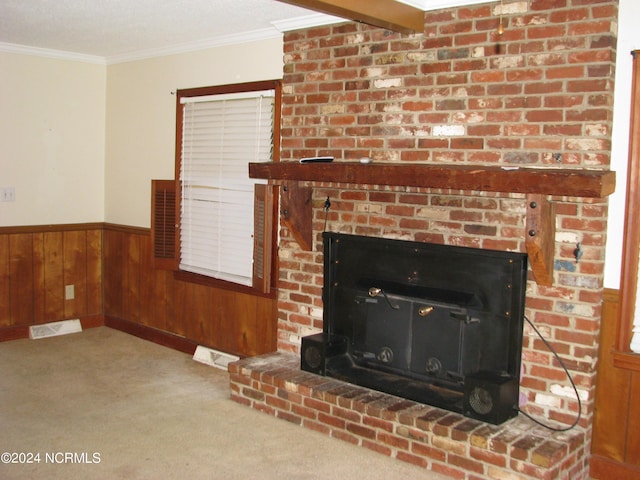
299, 156, 334, 163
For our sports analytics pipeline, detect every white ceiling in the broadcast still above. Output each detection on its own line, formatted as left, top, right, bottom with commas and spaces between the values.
0, 0, 487, 64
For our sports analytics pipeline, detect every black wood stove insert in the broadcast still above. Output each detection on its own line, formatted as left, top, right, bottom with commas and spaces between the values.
301, 233, 528, 424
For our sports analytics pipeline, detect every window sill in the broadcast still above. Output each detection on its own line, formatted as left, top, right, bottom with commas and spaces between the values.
173, 270, 275, 299
613, 350, 640, 372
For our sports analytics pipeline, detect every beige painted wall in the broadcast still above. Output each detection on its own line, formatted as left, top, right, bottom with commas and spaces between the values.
104, 37, 284, 228
0, 52, 106, 226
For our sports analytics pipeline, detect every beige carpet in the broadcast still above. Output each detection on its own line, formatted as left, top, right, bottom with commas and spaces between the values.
0, 327, 448, 479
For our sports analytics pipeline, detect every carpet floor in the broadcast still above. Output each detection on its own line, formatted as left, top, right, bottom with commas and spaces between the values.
0, 326, 448, 479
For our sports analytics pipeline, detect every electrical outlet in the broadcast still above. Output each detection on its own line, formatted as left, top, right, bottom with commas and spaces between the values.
65, 285, 75, 300
1, 187, 15, 202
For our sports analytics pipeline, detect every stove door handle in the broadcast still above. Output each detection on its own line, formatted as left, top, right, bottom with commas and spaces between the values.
368, 287, 400, 310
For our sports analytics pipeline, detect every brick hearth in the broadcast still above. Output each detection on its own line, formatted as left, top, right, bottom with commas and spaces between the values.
229, 353, 587, 480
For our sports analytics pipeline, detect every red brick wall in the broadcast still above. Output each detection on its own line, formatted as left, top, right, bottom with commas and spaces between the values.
276, 0, 617, 433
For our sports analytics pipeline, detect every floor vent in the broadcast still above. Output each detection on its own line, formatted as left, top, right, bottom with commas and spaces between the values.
193, 345, 239, 371
29, 319, 83, 340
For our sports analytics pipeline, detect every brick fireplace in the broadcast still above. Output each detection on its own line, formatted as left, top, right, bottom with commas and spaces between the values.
230, 1, 618, 479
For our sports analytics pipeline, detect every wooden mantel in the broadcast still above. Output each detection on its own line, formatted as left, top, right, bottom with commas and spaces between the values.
249, 162, 615, 198
250, 162, 616, 286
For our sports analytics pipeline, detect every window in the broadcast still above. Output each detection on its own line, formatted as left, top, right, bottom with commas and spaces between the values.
173, 80, 280, 294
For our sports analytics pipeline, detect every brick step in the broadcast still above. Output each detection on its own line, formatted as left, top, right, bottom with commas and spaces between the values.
229, 352, 588, 480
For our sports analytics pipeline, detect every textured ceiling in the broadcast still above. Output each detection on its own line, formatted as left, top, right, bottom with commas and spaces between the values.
0, 0, 321, 60
0, 0, 481, 62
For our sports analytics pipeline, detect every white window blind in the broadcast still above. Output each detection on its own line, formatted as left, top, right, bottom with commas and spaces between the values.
179, 89, 274, 286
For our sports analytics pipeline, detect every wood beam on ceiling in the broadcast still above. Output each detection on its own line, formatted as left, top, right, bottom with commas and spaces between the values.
276, 0, 425, 34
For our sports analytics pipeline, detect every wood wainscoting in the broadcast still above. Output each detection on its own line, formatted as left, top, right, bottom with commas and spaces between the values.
102, 224, 277, 357
0, 223, 103, 340
591, 288, 640, 479
0, 223, 277, 358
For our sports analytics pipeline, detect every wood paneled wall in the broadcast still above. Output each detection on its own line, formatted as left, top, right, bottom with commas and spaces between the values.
0, 223, 277, 357
103, 225, 277, 357
591, 289, 640, 479
0, 224, 103, 337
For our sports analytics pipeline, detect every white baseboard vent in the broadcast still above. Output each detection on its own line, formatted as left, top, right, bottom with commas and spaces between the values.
29, 319, 83, 340
193, 345, 239, 371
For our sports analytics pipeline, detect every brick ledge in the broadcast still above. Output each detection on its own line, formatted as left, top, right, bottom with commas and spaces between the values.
229, 352, 589, 480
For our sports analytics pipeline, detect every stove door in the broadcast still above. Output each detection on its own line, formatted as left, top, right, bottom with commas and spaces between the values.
410, 303, 465, 383
351, 295, 413, 373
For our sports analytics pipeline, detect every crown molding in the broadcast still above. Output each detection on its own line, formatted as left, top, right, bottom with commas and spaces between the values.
271, 1, 489, 33
271, 13, 345, 32
107, 13, 343, 64
0, 42, 106, 65
1, 13, 342, 65
398, 0, 487, 9
105, 27, 282, 65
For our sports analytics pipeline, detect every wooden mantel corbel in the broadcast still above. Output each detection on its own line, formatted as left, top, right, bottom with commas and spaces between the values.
525, 194, 555, 287
280, 182, 313, 252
